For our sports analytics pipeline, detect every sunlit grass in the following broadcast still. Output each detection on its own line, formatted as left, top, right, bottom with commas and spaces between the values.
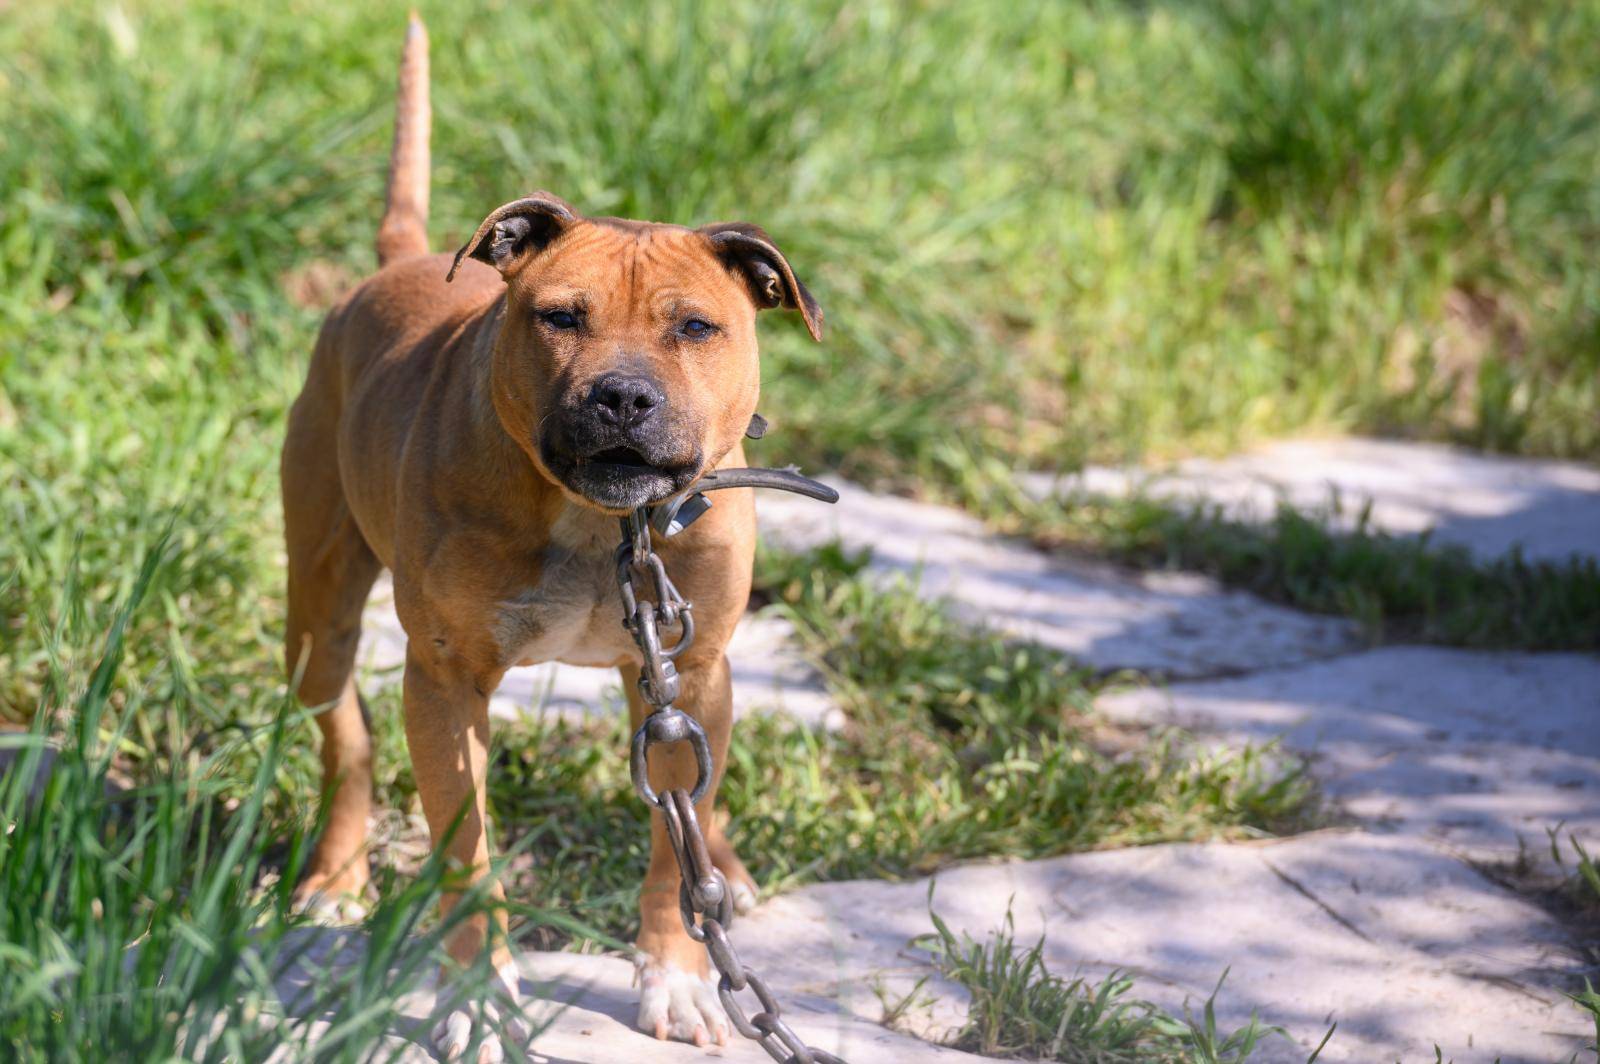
0, 543, 538, 1061
910, 901, 1331, 1063
4, 0, 1599, 488
1549, 827, 1600, 916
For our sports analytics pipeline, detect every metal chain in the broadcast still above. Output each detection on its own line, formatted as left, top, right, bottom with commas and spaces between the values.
618, 507, 846, 1064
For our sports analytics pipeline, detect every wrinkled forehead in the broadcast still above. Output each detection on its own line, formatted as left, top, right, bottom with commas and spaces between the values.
512, 219, 743, 316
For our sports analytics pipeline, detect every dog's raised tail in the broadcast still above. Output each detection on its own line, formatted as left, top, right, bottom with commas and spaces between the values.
376, 13, 431, 266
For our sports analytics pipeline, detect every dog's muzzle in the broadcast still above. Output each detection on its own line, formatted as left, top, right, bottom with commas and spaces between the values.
541, 375, 701, 509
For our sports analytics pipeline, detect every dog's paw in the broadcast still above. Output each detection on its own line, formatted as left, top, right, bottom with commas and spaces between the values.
432, 962, 529, 1063
728, 877, 758, 915
636, 960, 730, 1046
431, 1008, 525, 1064
292, 883, 370, 925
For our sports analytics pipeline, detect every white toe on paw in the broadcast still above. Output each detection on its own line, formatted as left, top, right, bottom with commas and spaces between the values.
432, 1008, 500, 1063
292, 875, 371, 924
431, 1007, 521, 1063
729, 879, 758, 915
297, 891, 369, 925
635, 960, 730, 1046
432, 962, 530, 1062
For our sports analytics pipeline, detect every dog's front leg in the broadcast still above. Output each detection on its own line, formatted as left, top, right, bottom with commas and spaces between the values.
403, 647, 527, 1062
624, 651, 748, 1047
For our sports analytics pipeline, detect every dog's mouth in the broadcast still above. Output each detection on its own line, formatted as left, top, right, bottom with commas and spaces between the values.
580, 445, 657, 472
545, 440, 700, 512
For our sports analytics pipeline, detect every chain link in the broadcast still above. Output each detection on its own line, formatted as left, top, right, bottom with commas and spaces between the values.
619, 507, 846, 1064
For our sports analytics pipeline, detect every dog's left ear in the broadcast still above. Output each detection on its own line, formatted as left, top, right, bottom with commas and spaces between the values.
699, 222, 823, 341
447, 193, 577, 282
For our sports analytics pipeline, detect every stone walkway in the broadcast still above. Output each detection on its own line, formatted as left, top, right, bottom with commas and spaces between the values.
273, 933, 976, 1063
349, 438, 1599, 1063
732, 833, 1582, 1063
757, 480, 1357, 680
1099, 648, 1600, 863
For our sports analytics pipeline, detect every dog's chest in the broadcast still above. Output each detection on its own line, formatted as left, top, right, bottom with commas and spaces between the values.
492, 508, 636, 669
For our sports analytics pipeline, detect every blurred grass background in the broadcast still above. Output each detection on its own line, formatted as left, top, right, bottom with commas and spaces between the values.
1, 1, 1598, 1054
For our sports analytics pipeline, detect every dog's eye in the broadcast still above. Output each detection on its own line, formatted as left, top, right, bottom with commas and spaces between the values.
680, 318, 715, 339
542, 309, 579, 330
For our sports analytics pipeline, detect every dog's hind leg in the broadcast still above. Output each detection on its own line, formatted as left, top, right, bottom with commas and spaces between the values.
283, 392, 382, 917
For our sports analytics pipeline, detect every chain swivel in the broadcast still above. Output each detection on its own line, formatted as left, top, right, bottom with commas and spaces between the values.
629, 708, 714, 807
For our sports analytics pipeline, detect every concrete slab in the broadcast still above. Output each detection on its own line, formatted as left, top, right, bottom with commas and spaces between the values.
1097, 648, 1600, 862
728, 833, 1589, 1064
511, 952, 983, 1064
359, 574, 841, 729
1022, 437, 1600, 564
758, 479, 1358, 679
270, 928, 987, 1063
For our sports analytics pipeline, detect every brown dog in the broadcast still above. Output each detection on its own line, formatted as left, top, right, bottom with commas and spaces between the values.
281, 16, 822, 1060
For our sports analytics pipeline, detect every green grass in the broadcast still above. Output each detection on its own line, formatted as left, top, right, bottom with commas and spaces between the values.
1569, 979, 1600, 1059
5, 0, 1600, 493
1548, 828, 1600, 1051
0, 543, 539, 1062
911, 901, 1332, 1063
1548, 827, 1600, 917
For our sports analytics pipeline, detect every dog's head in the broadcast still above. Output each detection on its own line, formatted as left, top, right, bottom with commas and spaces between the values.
448, 193, 822, 512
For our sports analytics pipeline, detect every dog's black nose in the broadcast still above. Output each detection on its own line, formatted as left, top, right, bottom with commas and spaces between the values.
588, 374, 664, 427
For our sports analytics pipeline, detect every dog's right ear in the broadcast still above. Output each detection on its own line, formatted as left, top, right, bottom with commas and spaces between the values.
447, 193, 577, 282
